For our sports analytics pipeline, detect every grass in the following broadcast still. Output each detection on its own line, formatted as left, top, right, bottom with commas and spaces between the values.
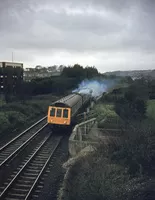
88, 103, 117, 120
87, 103, 123, 130
0, 98, 5, 106
147, 100, 155, 121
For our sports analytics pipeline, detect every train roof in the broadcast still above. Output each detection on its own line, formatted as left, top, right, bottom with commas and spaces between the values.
51, 93, 83, 108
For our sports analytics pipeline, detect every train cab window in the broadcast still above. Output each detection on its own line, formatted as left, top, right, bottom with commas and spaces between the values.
50, 108, 55, 116
63, 109, 68, 118
56, 109, 62, 117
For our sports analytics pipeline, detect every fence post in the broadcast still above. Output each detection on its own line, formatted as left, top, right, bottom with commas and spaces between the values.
83, 112, 87, 134
79, 127, 82, 141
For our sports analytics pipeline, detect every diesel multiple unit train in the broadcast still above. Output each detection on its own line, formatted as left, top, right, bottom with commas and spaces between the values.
47, 90, 93, 128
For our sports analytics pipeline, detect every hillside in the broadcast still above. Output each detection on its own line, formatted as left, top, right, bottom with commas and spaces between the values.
104, 69, 155, 79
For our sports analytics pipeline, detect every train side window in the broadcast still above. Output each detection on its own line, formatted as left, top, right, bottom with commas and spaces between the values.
50, 108, 55, 116
56, 109, 62, 117
63, 109, 68, 118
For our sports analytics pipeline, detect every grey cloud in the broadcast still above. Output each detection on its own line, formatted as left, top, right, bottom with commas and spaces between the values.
34, 0, 135, 12
0, 0, 155, 71
39, 10, 125, 35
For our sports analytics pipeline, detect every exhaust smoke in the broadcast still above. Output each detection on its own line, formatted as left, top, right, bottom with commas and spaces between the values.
73, 79, 115, 97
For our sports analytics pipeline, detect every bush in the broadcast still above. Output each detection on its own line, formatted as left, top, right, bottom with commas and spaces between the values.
0, 94, 59, 135
7, 111, 27, 126
89, 104, 117, 121
114, 97, 147, 121
111, 120, 155, 176
59, 146, 155, 200
147, 100, 155, 121
88, 103, 123, 130
0, 112, 10, 133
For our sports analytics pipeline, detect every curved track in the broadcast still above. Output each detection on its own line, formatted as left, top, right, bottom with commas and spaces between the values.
0, 116, 47, 168
0, 134, 63, 200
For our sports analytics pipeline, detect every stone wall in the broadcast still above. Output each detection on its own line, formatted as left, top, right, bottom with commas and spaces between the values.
69, 118, 98, 157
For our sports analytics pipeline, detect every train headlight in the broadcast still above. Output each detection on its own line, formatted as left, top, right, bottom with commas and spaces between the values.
64, 121, 67, 124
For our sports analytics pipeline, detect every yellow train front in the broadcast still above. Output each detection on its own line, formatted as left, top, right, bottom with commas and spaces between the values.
47, 92, 91, 130
48, 105, 71, 126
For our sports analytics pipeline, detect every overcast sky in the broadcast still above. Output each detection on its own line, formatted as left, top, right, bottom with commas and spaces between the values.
0, 0, 155, 72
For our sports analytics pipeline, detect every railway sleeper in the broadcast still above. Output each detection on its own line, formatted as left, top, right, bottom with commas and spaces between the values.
20, 175, 37, 180
30, 163, 45, 166
8, 192, 26, 198
5, 197, 20, 200
3, 178, 13, 185
38, 181, 44, 185
12, 188, 29, 193
33, 157, 48, 160
0, 154, 10, 157
32, 161, 47, 165
38, 151, 51, 154
23, 172, 39, 176
0, 186, 6, 192
16, 167, 24, 171
25, 168, 40, 173
42, 173, 48, 178
33, 189, 42, 194
36, 185, 44, 189
26, 165, 42, 170
45, 169, 50, 173
10, 174, 17, 178
15, 183, 32, 188
3, 148, 18, 152
36, 156, 49, 159
32, 158, 47, 161
32, 194, 39, 199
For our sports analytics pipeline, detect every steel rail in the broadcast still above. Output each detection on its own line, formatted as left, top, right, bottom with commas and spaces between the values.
0, 134, 50, 199
0, 116, 47, 152
0, 123, 48, 168
25, 137, 62, 200
0, 135, 62, 200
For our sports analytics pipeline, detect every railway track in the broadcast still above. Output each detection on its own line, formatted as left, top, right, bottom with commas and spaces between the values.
0, 116, 69, 200
0, 134, 63, 200
0, 116, 47, 168
0, 116, 46, 149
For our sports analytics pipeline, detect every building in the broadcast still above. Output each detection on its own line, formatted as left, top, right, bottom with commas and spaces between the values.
0, 62, 23, 94
23, 66, 61, 82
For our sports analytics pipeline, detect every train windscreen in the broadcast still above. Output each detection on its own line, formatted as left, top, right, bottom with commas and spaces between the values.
56, 109, 62, 117
50, 108, 55, 116
63, 109, 68, 118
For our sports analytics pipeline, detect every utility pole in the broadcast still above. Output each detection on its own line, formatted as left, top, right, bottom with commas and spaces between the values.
12, 52, 13, 62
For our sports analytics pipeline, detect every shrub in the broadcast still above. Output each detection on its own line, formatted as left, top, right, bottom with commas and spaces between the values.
147, 100, 155, 121
0, 112, 10, 133
59, 147, 155, 200
0, 94, 59, 136
111, 120, 155, 176
7, 111, 27, 126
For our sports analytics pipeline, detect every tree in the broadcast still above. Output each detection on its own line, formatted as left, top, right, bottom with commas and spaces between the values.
114, 78, 148, 121
61, 64, 84, 80
84, 66, 98, 78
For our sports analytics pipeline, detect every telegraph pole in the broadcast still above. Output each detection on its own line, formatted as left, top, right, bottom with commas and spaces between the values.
12, 52, 14, 62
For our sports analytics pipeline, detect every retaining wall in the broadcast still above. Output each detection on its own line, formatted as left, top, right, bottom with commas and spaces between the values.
69, 118, 98, 157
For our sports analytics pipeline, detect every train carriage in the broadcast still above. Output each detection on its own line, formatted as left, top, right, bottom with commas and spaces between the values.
47, 92, 92, 127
